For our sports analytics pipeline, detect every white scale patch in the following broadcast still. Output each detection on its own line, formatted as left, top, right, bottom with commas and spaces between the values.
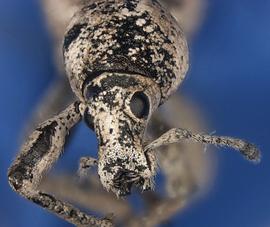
136, 18, 146, 26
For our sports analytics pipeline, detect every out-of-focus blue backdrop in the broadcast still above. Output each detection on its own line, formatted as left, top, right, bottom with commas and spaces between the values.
0, 0, 269, 226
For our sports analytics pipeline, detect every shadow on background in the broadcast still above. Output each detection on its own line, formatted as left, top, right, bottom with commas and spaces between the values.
0, 0, 269, 227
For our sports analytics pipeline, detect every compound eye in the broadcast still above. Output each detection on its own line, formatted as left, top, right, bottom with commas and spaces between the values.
130, 92, 150, 119
85, 86, 100, 100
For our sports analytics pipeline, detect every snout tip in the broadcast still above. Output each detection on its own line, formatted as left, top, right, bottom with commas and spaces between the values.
113, 169, 147, 197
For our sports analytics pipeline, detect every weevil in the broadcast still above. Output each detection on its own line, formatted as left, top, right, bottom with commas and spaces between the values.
8, 0, 260, 226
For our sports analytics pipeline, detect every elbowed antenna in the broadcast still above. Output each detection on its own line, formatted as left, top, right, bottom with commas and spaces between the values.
144, 128, 261, 163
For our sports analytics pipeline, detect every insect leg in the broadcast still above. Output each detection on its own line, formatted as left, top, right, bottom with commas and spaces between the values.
140, 198, 186, 227
145, 128, 260, 162
42, 174, 133, 224
8, 101, 113, 227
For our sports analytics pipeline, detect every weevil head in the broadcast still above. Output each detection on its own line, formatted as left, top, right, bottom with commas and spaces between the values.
82, 72, 160, 196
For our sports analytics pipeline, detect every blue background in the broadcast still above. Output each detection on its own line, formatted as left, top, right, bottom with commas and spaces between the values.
0, 0, 269, 226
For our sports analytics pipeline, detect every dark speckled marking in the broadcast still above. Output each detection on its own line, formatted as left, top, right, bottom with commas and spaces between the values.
83, 12, 175, 82
100, 74, 139, 89
124, 0, 139, 11
82, 71, 143, 96
74, 101, 81, 114
118, 119, 135, 147
8, 121, 58, 190
83, 74, 141, 103
63, 23, 88, 51
86, 3, 97, 10
103, 92, 117, 106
